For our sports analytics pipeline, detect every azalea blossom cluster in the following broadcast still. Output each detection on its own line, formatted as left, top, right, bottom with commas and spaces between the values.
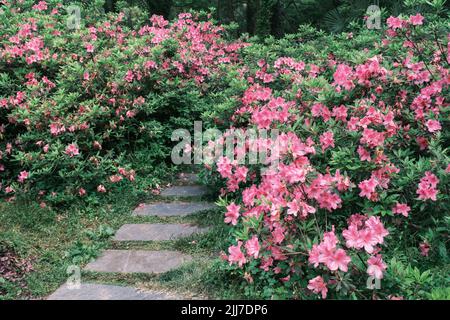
211, 14, 449, 299
416, 171, 439, 201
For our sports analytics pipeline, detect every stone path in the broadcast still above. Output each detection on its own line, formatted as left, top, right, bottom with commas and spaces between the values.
114, 224, 209, 241
133, 202, 216, 217
177, 172, 199, 184
84, 250, 193, 273
48, 172, 215, 300
48, 283, 183, 300
160, 185, 210, 197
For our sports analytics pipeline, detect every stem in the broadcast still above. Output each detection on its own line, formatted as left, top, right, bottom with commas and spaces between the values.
403, 32, 436, 82
432, 28, 450, 67
356, 252, 367, 268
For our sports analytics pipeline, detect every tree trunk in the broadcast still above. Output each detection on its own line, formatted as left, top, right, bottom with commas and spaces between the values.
255, 0, 276, 38
220, 0, 235, 24
146, 0, 173, 18
270, 0, 283, 37
104, 0, 116, 13
246, 0, 257, 35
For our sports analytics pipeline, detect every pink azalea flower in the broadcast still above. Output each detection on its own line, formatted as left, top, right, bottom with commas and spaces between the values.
49, 123, 65, 136
320, 131, 335, 151
360, 128, 385, 148
358, 177, 378, 199
392, 203, 411, 217
234, 166, 248, 183
317, 191, 342, 212
425, 119, 441, 133
342, 224, 360, 249
124, 70, 134, 83
85, 43, 94, 53
307, 276, 328, 299
326, 248, 351, 272
287, 200, 300, 216
343, 215, 388, 253
228, 241, 247, 267
419, 242, 430, 257
293, 200, 316, 218
308, 244, 322, 267
109, 175, 123, 183
5, 186, 14, 194
357, 146, 371, 162
416, 136, 428, 150
144, 60, 157, 69
357, 228, 378, 254
409, 14, 424, 26
217, 156, 233, 178
224, 203, 240, 226
17, 171, 29, 183
272, 225, 285, 244
347, 117, 360, 131
332, 105, 348, 122
367, 255, 387, 279
387, 16, 405, 29
65, 144, 79, 157
416, 171, 439, 201
282, 164, 307, 184
245, 235, 260, 259
32, 1, 48, 11
322, 229, 339, 249
311, 103, 331, 121
365, 216, 389, 244
78, 188, 86, 196
333, 64, 354, 90
97, 185, 106, 193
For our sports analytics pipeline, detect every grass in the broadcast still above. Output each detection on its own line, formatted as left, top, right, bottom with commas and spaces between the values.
0, 178, 243, 300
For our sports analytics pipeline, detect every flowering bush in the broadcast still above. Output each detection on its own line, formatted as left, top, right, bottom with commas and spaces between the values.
0, 1, 245, 205
208, 11, 450, 299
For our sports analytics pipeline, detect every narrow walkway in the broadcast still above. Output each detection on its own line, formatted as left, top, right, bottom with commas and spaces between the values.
48, 172, 215, 300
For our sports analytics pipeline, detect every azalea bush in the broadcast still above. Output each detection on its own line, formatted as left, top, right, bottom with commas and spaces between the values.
207, 8, 450, 299
0, 0, 245, 205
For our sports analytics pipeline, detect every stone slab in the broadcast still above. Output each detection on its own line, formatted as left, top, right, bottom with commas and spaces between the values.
84, 250, 192, 274
177, 173, 199, 184
48, 283, 181, 300
113, 224, 208, 241
160, 185, 209, 197
133, 202, 216, 217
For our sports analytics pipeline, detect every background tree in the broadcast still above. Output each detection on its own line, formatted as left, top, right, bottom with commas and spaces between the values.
94, 0, 450, 36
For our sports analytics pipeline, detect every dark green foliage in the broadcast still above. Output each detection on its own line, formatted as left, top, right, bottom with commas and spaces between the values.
99, 0, 450, 36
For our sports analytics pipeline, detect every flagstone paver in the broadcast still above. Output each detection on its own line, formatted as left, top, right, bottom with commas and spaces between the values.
113, 223, 209, 241
160, 185, 209, 197
84, 250, 193, 274
48, 283, 183, 300
133, 201, 216, 216
177, 173, 199, 184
